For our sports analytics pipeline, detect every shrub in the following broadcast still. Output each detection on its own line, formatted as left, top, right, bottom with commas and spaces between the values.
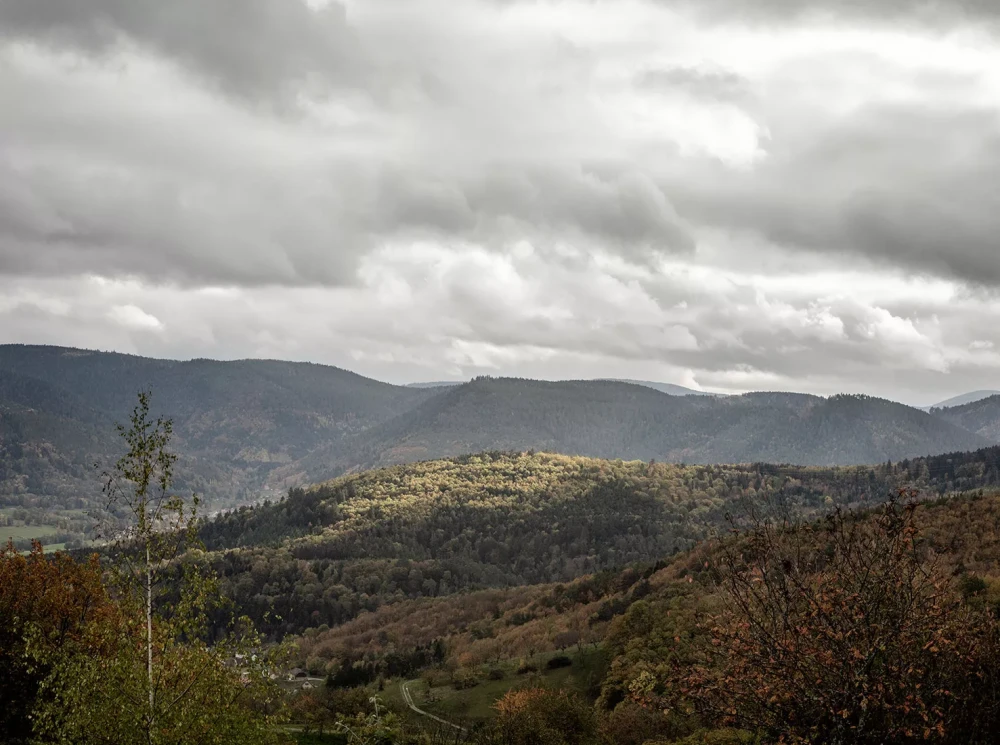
960, 573, 988, 600
485, 688, 598, 745
452, 667, 480, 690
546, 655, 572, 670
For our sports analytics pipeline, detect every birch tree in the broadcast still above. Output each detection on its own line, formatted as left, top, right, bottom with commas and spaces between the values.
101, 390, 191, 740
29, 391, 287, 745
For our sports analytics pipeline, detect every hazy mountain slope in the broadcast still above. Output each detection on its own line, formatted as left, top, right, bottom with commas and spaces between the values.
0, 368, 116, 501
0, 345, 433, 430
280, 378, 695, 482
601, 379, 718, 396
406, 379, 714, 396
674, 392, 988, 465
929, 390, 1000, 410
407, 378, 714, 395
0, 345, 438, 510
932, 395, 1000, 442
284, 379, 988, 485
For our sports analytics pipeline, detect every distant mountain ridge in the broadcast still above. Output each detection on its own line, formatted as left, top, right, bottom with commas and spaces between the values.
2, 346, 999, 520
932, 395, 1000, 442
929, 390, 1000, 410
277, 377, 989, 485
598, 379, 719, 397
406, 378, 718, 397
0, 344, 437, 510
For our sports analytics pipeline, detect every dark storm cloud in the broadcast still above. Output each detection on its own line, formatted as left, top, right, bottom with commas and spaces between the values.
666, 104, 1000, 286
0, 0, 363, 100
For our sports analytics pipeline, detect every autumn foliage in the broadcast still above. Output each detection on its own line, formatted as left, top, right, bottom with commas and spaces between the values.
0, 541, 113, 745
483, 687, 599, 745
673, 492, 1000, 744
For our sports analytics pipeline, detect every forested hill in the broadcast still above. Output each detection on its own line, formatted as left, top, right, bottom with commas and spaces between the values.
278, 377, 989, 485
0, 344, 437, 512
200, 447, 1000, 636
932, 395, 1000, 441
284, 484, 1000, 743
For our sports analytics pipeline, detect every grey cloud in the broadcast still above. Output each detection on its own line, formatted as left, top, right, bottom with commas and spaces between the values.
0, 157, 367, 286
663, 308, 931, 392
0, 0, 363, 101
650, 0, 1000, 28
370, 165, 695, 259
0, 156, 692, 287
636, 65, 752, 104
377, 169, 477, 234
665, 104, 1000, 286
487, 0, 1000, 27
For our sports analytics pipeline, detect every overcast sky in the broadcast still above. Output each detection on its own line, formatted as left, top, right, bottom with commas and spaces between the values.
2, 0, 999, 406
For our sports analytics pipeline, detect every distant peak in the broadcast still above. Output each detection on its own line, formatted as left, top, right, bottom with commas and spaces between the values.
929, 391, 1000, 410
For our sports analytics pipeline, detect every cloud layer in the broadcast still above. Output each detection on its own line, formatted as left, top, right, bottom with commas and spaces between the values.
2, 0, 999, 405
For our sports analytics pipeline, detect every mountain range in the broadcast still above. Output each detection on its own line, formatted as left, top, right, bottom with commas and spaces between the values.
1, 344, 998, 519
927, 390, 1000, 410
407, 378, 716, 397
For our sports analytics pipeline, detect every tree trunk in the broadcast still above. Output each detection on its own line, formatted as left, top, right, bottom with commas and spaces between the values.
147, 542, 154, 744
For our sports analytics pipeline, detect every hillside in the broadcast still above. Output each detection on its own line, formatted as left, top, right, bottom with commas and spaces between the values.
931, 395, 1000, 441
201, 447, 1000, 637
0, 368, 117, 495
284, 484, 1000, 739
281, 378, 989, 485
0, 345, 436, 526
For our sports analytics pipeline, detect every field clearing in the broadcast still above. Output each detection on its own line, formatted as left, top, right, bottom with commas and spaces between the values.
2, 524, 58, 541
413, 666, 578, 723
395, 648, 608, 726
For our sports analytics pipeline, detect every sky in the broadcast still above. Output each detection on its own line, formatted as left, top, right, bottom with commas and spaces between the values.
1, 0, 1000, 406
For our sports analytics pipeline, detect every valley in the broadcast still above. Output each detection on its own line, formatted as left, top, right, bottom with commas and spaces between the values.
6, 346, 1000, 743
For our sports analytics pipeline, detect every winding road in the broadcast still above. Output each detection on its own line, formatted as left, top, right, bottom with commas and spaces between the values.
400, 680, 468, 734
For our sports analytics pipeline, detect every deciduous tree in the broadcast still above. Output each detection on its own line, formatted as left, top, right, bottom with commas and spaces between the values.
673, 492, 1000, 744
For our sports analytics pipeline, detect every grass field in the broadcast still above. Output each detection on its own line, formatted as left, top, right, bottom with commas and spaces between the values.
2, 524, 58, 541
395, 648, 609, 727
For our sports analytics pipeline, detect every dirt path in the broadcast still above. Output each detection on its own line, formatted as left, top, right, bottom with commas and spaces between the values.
400, 680, 468, 734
